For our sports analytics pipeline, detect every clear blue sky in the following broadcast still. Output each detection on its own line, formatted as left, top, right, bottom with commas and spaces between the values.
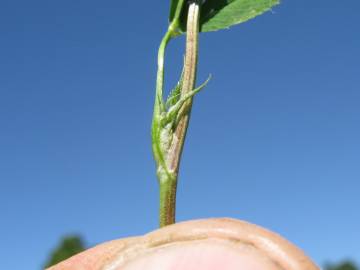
0, 1, 359, 269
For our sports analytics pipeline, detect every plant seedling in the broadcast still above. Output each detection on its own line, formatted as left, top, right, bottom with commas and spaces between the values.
152, 0, 279, 227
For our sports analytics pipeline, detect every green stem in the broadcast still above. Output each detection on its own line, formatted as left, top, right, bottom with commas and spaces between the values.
159, 175, 177, 226
153, 0, 186, 122
159, 1, 201, 227
154, 30, 172, 115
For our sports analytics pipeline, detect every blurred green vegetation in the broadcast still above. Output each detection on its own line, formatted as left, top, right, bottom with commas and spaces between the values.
44, 235, 86, 268
325, 261, 358, 270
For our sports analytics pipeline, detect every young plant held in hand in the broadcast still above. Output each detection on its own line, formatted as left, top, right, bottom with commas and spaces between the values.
152, 0, 279, 227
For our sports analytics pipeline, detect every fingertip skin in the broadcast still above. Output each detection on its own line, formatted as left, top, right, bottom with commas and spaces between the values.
47, 238, 139, 270
48, 218, 319, 270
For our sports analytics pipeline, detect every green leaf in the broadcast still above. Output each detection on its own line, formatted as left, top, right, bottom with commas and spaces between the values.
200, 0, 280, 32
166, 74, 183, 108
173, 0, 279, 33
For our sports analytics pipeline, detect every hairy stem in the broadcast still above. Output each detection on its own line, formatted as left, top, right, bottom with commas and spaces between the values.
159, 174, 177, 226
168, 2, 200, 172
159, 1, 201, 227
